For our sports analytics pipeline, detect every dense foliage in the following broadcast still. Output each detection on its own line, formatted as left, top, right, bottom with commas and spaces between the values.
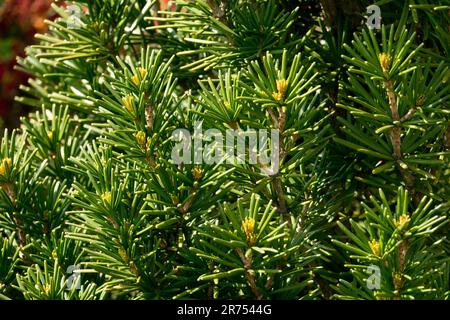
0, 0, 449, 300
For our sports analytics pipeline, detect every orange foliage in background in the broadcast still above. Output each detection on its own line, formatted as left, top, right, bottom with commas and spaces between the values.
0, 0, 51, 31
0, 0, 172, 129
0, 0, 53, 128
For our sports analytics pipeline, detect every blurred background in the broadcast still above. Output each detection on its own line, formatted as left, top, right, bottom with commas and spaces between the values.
0, 0, 54, 130
0, 0, 174, 131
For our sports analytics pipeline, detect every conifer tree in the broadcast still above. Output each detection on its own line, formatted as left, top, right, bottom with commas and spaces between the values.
0, 0, 449, 300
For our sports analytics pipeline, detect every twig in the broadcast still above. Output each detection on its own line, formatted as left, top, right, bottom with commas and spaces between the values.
236, 248, 262, 300
1, 182, 30, 263
400, 107, 416, 122
384, 80, 421, 203
394, 240, 408, 300
385, 80, 402, 160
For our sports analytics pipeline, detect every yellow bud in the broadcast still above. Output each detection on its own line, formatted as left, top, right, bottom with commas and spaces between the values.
0, 157, 12, 176
122, 94, 134, 111
192, 167, 203, 181
242, 217, 254, 235
135, 131, 147, 146
369, 239, 381, 256
47, 131, 53, 140
276, 79, 288, 97
101, 191, 112, 204
272, 92, 283, 101
394, 214, 410, 230
43, 284, 51, 295
139, 67, 147, 77
272, 79, 288, 102
131, 75, 139, 85
378, 53, 392, 73
242, 217, 257, 246
132, 67, 147, 85
52, 249, 58, 259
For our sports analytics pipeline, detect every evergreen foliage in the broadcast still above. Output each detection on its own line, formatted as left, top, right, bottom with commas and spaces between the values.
0, 0, 449, 300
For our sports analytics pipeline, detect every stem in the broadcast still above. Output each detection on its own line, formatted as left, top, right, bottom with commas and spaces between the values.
385, 80, 402, 160
207, 262, 215, 299
273, 177, 287, 216
267, 108, 278, 128
180, 186, 197, 215
384, 80, 420, 203
400, 107, 416, 122
1, 182, 30, 263
394, 240, 408, 300
236, 248, 262, 300
13, 215, 27, 248
312, 269, 333, 299
268, 105, 289, 222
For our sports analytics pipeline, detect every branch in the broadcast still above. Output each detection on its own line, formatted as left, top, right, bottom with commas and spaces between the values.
236, 248, 262, 300
400, 107, 416, 122
385, 80, 402, 160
